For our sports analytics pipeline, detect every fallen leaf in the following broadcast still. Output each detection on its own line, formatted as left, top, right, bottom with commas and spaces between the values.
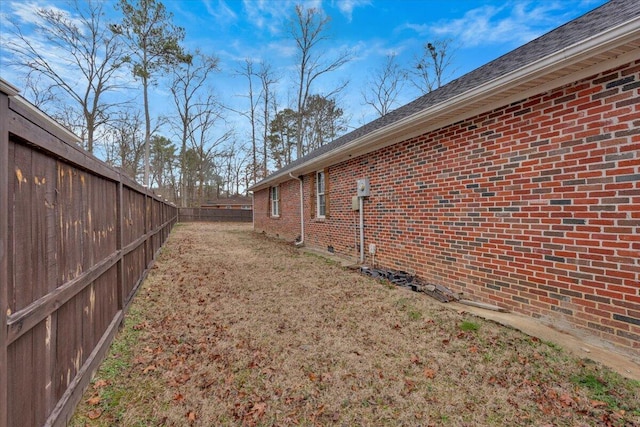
591, 400, 608, 408
559, 393, 574, 407
143, 365, 157, 374
87, 409, 102, 420
187, 411, 196, 422
174, 373, 191, 384
133, 321, 148, 330
173, 393, 184, 402
469, 345, 478, 353
308, 372, 318, 382
132, 356, 147, 365
424, 368, 436, 379
93, 379, 108, 389
404, 378, 416, 391
86, 396, 101, 406
250, 402, 267, 418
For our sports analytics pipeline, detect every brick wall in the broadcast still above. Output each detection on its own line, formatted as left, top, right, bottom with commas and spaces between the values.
254, 60, 640, 352
254, 178, 301, 241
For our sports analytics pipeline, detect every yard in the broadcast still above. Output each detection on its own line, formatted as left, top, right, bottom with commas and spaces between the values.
71, 223, 639, 426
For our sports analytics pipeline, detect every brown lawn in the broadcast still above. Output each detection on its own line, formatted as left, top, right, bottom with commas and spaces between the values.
71, 222, 639, 426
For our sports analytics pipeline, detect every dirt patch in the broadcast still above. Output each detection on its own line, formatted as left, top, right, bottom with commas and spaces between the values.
71, 223, 639, 426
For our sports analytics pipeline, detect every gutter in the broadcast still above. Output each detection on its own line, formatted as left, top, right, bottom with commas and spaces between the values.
249, 16, 640, 193
289, 173, 304, 246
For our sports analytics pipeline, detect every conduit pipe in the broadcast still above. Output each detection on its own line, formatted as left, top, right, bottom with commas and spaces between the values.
289, 173, 304, 246
359, 196, 364, 263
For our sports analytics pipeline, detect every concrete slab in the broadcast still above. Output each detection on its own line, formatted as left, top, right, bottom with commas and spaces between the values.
298, 246, 640, 380
447, 301, 640, 381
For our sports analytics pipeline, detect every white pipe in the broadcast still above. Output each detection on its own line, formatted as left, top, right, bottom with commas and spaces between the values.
359, 196, 364, 263
289, 173, 304, 246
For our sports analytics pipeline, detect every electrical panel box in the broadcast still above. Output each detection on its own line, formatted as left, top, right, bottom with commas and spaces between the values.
357, 178, 370, 197
351, 195, 360, 211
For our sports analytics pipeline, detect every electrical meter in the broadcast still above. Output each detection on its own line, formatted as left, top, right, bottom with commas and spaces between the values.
357, 178, 370, 197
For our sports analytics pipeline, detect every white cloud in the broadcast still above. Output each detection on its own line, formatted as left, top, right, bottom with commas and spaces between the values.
3, 2, 81, 76
402, 1, 579, 48
242, 0, 296, 34
241, 0, 331, 34
8, 0, 85, 32
200, 0, 238, 24
333, 0, 371, 22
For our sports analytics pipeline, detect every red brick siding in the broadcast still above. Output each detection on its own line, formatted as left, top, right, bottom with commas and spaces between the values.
254, 60, 640, 352
253, 179, 301, 241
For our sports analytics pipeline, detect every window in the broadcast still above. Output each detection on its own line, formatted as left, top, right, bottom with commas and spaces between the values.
316, 171, 326, 218
270, 186, 280, 217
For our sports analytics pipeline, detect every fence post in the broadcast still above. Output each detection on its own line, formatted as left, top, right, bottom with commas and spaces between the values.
116, 179, 124, 311
0, 84, 14, 427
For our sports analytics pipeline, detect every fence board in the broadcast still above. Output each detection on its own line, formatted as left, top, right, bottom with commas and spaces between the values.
0, 85, 177, 427
0, 83, 13, 427
178, 207, 252, 222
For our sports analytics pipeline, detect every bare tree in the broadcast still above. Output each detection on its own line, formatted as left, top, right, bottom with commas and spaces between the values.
222, 143, 250, 196
362, 53, 406, 117
170, 51, 219, 206
103, 109, 146, 179
236, 59, 260, 184
5, 0, 128, 153
114, 0, 190, 186
289, 4, 351, 159
410, 38, 456, 95
233, 59, 278, 183
257, 62, 279, 179
187, 101, 233, 206
22, 74, 58, 110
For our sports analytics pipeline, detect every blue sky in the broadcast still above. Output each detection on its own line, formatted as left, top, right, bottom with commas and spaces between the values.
167, 0, 608, 125
1, 0, 608, 149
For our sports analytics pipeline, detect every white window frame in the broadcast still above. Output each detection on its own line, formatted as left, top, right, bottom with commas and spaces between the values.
271, 186, 280, 217
316, 171, 326, 218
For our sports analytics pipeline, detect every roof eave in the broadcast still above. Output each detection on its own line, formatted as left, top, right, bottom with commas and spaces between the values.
249, 16, 640, 193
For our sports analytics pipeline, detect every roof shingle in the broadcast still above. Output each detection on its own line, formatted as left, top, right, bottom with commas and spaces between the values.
252, 0, 640, 189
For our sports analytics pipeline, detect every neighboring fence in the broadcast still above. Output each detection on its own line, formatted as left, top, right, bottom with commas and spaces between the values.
179, 207, 252, 222
0, 81, 177, 427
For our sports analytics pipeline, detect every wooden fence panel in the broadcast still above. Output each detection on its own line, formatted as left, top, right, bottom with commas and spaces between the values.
178, 207, 253, 222
0, 84, 177, 427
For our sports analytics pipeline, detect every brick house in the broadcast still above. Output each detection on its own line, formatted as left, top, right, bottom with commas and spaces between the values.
249, 0, 640, 353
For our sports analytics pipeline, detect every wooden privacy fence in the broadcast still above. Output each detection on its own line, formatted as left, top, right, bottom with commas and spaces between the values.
0, 81, 177, 426
178, 207, 252, 222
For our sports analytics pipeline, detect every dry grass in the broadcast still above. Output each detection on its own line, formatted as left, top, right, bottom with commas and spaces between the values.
71, 223, 640, 426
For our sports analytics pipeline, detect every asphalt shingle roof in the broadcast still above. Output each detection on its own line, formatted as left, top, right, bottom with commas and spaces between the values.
253, 0, 640, 188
